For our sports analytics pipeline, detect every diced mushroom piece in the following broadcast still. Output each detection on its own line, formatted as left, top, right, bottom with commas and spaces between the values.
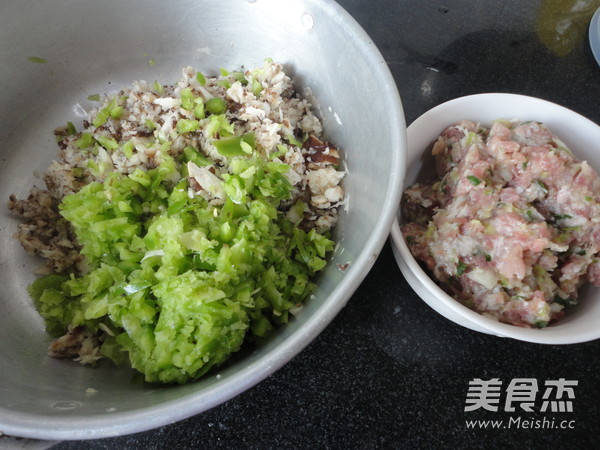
303, 135, 340, 166
305, 167, 345, 196
187, 161, 226, 204
324, 186, 344, 203
48, 325, 102, 365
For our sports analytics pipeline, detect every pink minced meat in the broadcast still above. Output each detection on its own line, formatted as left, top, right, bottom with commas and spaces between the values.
402, 119, 600, 328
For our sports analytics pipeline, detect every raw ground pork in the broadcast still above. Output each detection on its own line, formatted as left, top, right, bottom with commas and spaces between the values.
402, 119, 600, 327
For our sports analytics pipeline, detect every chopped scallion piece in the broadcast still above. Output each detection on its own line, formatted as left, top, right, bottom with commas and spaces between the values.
75, 133, 95, 149
534, 179, 548, 193
270, 144, 288, 160
180, 87, 195, 110
93, 99, 118, 127
232, 71, 248, 85
122, 140, 135, 158
193, 100, 205, 119
152, 81, 164, 94
285, 134, 305, 148
145, 119, 156, 131
196, 71, 206, 86
110, 106, 124, 120
66, 122, 77, 136
213, 134, 255, 157
95, 135, 119, 152
183, 146, 211, 167
252, 78, 263, 97
456, 260, 467, 276
467, 175, 482, 186
551, 212, 573, 221
176, 119, 200, 133
27, 56, 47, 64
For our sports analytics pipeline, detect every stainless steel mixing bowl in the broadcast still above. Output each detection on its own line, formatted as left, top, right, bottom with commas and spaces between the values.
0, 0, 405, 439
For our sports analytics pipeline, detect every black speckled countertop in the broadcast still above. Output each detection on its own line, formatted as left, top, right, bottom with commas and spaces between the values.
46, 0, 600, 448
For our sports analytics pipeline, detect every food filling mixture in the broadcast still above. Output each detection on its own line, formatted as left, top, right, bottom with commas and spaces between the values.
402, 119, 600, 328
8, 60, 345, 383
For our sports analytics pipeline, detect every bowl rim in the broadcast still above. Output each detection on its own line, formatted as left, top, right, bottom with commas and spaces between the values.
390, 92, 600, 345
0, 0, 407, 440
589, 6, 600, 68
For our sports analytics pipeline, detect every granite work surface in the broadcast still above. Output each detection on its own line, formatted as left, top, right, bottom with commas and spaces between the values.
26, 0, 600, 448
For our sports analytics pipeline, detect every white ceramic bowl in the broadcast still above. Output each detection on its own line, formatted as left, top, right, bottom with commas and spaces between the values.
390, 93, 600, 344
0, 0, 405, 440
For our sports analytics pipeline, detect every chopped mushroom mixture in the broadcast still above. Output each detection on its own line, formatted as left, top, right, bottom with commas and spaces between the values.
9, 61, 345, 276
8, 61, 346, 381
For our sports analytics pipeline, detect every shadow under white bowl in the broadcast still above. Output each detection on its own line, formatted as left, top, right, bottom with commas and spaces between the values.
391, 93, 600, 345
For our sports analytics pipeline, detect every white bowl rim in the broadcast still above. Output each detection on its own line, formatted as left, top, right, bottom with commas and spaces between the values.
391, 93, 600, 345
